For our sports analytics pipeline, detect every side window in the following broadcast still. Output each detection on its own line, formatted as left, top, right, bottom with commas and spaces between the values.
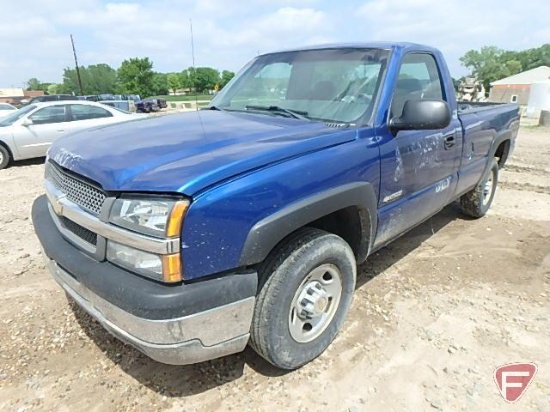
70, 105, 113, 121
391, 53, 444, 117
29, 106, 67, 125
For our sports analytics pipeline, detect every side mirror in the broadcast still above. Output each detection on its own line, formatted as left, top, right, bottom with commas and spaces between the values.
390, 99, 451, 132
21, 118, 33, 127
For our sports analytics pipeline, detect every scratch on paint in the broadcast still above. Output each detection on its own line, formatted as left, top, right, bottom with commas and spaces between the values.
394, 145, 404, 182
415, 134, 441, 171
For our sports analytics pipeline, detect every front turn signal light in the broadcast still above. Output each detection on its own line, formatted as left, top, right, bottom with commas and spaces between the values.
166, 201, 189, 238
162, 253, 183, 283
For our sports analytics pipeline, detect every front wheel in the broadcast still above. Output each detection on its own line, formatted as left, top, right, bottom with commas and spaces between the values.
250, 228, 356, 370
0, 145, 11, 170
460, 158, 499, 218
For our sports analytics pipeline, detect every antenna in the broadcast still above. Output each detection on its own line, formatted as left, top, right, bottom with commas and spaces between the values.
189, 18, 198, 110
70, 34, 84, 96
190, 18, 196, 71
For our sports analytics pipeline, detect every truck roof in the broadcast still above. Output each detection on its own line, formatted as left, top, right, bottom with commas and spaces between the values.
260, 42, 440, 56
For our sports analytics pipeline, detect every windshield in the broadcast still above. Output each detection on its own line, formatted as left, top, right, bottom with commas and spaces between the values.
0, 105, 36, 127
211, 48, 389, 124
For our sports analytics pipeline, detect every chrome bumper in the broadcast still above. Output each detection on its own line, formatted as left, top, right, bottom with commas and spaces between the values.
45, 257, 254, 365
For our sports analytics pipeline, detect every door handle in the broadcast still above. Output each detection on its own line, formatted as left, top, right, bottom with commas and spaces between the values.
444, 135, 455, 149
57, 129, 65, 132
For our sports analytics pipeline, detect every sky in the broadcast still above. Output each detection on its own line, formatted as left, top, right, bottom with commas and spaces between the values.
1, 0, 549, 88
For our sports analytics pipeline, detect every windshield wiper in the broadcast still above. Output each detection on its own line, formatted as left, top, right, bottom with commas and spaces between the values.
245, 105, 309, 120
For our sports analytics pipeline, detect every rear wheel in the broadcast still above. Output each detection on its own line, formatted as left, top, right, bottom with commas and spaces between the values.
460, 158, 499, 218
0, 145, 11, 170
250, 228, 356, 370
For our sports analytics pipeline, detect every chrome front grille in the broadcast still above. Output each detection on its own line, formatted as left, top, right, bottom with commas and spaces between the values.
45, 162, 106, 215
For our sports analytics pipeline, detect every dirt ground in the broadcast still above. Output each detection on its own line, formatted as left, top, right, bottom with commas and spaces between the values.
0, 126, 549, 412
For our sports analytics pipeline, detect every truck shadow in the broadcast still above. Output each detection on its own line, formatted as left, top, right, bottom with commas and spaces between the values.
355, 203, 466, 290
70, 203, 467, 397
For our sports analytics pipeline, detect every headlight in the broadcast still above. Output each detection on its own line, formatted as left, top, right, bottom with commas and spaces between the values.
107, 240, 182, 283
109, 198, 189, 238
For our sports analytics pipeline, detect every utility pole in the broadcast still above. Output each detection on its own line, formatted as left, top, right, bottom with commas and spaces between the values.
70, 34, 84, 96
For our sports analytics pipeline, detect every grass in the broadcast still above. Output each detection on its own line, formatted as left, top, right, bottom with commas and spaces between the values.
151, 94, 213, 102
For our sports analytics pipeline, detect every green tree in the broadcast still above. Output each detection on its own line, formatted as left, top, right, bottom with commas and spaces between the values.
459, 46, 513, 90
47, 84, 61, 95
60, 68, 84, 94
513, 44, 550, 71
117, 57, 155, 97
180, 68, 196, 91
220, 70, 235, 89
26, 78, 42, 91
193, 67, 220, 93
87, 64, 117, 94
60, 64, 117, 95
460, 44, 550, 91
167, 73, 180, 94
151, 73, 169, 95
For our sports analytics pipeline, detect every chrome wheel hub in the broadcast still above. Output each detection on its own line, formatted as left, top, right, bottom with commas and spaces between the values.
289, 264, 343, 343
295, 281, 330, 319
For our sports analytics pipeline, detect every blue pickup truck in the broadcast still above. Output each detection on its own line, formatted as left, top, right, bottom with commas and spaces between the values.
32, 42, 519, 370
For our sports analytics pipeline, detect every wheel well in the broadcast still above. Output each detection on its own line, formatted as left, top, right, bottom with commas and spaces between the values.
307, 206, 369, 263
494, 140, 510, 168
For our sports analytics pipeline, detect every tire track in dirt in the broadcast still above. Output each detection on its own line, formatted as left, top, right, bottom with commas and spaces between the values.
499, 180, 550, 195
504, 163, 550, 177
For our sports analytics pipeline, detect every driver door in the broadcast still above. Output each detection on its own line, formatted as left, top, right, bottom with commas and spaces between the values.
14, 105, 71, 159
375, 53, 462, 247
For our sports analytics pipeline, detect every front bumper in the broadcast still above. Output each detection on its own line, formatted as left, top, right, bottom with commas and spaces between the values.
32, 195, 257, 365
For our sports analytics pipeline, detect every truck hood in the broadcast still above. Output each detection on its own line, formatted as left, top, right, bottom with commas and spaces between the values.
48, 110, 355, 195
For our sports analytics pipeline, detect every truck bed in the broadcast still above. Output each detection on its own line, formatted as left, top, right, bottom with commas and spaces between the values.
457, 101, 517, 114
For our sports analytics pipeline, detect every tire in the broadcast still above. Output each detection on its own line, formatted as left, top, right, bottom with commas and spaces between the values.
0, 145, 11, 170
250, 227, 357, 370
460, 158, 499, 218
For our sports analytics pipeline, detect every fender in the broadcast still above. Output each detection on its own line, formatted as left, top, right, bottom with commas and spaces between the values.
239, 182, 378, 266
479, 128, 513, 182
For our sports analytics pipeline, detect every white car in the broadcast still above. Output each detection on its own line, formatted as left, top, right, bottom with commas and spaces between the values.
0, 101, 146, 169
0, 103, 17, 118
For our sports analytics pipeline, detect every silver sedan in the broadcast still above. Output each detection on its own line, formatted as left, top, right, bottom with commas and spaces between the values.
0, 101, 146, 169
0, 102, 17, 118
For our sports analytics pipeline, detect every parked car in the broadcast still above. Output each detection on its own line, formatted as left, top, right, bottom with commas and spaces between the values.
28, 94, 80, 104
99, 99, 137, 113
98, 94, 116, 101
122, 94, 141, 102
0, 103, 17, 118
32, 42, 519, 370
0, 101, 145, 169
135, 98, 159, 113
151, 97, 168, 109
79, 95, 101, 102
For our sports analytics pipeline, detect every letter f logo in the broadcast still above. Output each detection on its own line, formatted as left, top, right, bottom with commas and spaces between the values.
494, 363, 537, 403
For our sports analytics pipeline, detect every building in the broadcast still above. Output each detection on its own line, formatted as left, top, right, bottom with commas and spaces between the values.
0, 88, 44, 105
488, 66, 550, 105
